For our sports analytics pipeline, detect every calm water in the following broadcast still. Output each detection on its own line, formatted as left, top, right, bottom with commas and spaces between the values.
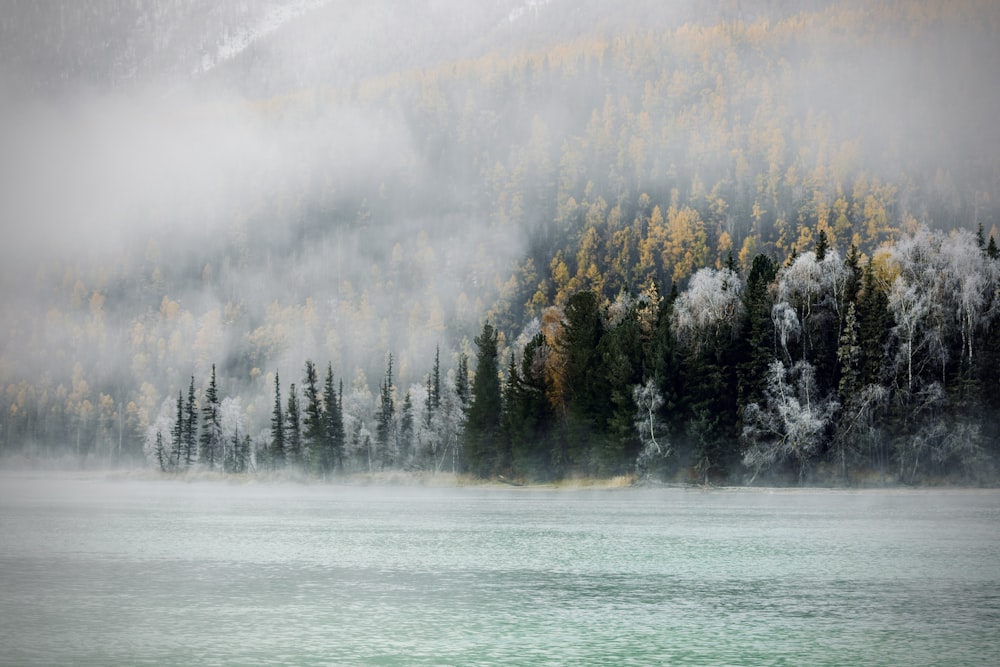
0, 474, 998, 666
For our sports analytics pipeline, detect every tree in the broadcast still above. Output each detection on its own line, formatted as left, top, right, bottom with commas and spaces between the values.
321, 364, 345, 475
425, 345, 441, 429
739, 254, 779, 408
183, 377, 197, 468
199, 364, 220, 469
633, 379, 670, 478
375, 354, 396, 470
560, 290, 608, 471
464, 321, 502, 477
154, 430, 166, 472
399, 390, 414, 468
455, 353, 470, 410
171, 390, 183, 470
302, 361, 323, 468
742, 360, 839, 484
286, 383, 302, 467
270, 371, 285, 468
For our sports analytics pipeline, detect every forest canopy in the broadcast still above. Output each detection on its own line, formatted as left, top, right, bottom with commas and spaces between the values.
1, 0, 999, 484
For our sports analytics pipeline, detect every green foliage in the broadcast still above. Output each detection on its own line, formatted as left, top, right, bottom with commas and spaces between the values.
464, 322, 502, 478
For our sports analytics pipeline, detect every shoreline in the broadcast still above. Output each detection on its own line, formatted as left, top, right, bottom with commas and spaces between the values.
0, 466, 997, 492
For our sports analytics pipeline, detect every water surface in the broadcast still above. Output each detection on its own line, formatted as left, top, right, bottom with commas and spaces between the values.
1, 474, 997, 666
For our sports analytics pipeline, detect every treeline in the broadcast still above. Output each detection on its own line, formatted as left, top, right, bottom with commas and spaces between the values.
468, 224, 1000, 484
138, 223, 999, 485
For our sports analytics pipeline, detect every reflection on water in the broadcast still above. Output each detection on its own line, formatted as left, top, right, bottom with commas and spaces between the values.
1, 475, 998, 666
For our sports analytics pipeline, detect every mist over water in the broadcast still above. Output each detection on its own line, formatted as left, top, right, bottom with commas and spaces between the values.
1, 475, 998, 666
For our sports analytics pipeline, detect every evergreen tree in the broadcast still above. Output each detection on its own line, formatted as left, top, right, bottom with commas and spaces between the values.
599, 298, 644, 474
464, 321, 502, 477
738, 254, 778, 409
183, 376, 197, 468
286, 383, 302, 467
199, 364, 220, 469
504, 332, 555, 480
815, 228, 830, 261
302, 361, 323, 468
430, 346, 441, 415
270, 371, 285, 468
375, 354, 396, 469
154, 430, 166, 472
171, 390, 183, 470
561, 290, 608, 472
321, 364, 345, 474
455, 353, 470, 409
399, 390, 414, 467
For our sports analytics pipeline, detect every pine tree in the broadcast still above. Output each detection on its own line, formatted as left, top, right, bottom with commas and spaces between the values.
321, 364, 345, 475
199, 364, 220, 469
286, 383, 301, 467
464, 321, 502, 477
815, 228, 830, 261
183, 376, 197, 468
302, 361, 323, 469
561, 290, 608, 471
455, 353, 470, 409
738, 254, 778, 409
375, 354, 396, 470
154, 430, 166, 472
399, 390, 414, 467
270, 371, 285, 468
171, 390, 183, 470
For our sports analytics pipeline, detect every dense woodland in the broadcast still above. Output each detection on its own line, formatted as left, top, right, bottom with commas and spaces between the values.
2, 0, 999, 484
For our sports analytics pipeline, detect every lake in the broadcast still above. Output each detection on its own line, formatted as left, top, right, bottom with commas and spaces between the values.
0, 474, 997, 666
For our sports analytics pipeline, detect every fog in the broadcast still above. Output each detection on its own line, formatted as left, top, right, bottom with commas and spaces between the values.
1, 0, 998, 465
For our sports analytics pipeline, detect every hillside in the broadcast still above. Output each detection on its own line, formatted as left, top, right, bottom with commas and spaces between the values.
1, 0, 999, 482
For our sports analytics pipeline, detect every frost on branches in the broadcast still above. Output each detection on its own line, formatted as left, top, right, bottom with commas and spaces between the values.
741, 359, 839, 483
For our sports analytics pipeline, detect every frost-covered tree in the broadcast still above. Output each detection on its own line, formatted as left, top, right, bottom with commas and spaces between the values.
633, 379, 670, 477
671, 267, 744, 350
742, 360, 839, 483
219, 396, 244, 473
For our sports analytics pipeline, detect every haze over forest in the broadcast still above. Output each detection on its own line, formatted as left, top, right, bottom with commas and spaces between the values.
2, 0, 999, 484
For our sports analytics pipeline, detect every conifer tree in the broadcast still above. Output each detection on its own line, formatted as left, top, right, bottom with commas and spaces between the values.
270, 371, 285, 468
455, 353, 470, 410
183, 376, 197, 468
399, 390, 414, 467
154, 430, 166, 472
375, 354, 396, 469
302, 361, 323, 469
321, 364, 345, 474
171, 390, 183, 470
286, 383, 301, 467
199, 364, 220, 469
464, 321, 502, 477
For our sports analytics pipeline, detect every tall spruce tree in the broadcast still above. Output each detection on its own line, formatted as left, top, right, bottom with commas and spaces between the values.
321, 364, 345, 474
302, 361, 323, 469
455, 353, 470, 409
464, 321, 502, 477
399, 390, 414, 467
561, 290, 608, 471
286, 383, 301, 467
183, 376, 197, 467
375, 354, 396, 470
270, 371, 285, 468
199, 364, 220, 469
171, 390, 184, 470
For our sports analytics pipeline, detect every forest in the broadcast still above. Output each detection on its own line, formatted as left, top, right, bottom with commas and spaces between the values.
2, 0, 999, 484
